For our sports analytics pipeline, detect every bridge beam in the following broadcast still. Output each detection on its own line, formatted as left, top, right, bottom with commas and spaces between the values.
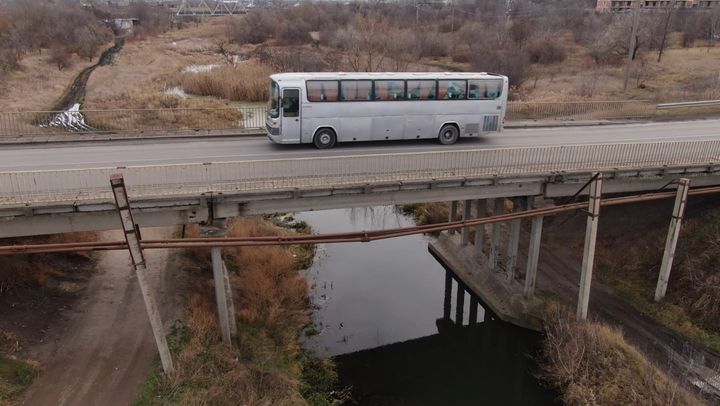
577, 174, 603, 321
655, 178, 690, 302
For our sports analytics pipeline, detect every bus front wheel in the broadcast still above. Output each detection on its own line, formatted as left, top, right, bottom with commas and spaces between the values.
313, 128, 337, 149
438, 124, 459, 145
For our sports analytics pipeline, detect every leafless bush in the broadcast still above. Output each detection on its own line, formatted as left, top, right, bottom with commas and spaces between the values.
227, 11, 276, 45
527, 37, 567, 65
254, 47, 328, 72
49, 46, 72, 71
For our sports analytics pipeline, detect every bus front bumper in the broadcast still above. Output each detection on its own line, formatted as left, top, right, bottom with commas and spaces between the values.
266, 132, 300, 145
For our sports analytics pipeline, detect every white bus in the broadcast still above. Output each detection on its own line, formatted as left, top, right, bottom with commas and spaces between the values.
265, 72, 509, 149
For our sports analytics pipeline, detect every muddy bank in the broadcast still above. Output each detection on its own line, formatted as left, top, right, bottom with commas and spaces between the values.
50, 39, 124, 112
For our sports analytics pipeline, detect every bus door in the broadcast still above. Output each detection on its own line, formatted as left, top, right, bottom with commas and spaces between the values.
281, 88, 301, 142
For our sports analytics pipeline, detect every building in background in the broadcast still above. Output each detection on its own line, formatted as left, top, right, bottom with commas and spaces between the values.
597, 0, 720, 11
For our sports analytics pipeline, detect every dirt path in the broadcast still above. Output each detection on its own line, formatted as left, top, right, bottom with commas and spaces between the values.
21, 228, 182, 406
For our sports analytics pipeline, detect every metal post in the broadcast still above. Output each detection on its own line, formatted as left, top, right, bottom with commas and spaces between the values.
110, 174, 174, 374
443, 270, 452, 319
475, 199, 487, 259
455, 282, 465, 325
655, 178, 690, 302
577, 174, 603, 321
449, 200, 458, 234
461, 200, 472, 245
506, 197, 524, 281
490, 198, 504, 271
468, 296, 478, 325
524, 215, 544, 299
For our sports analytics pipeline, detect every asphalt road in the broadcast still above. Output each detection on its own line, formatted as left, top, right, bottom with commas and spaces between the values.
1, 119, 719, 171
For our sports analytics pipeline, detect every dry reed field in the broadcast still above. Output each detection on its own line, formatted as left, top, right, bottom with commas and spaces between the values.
540, 306, 703, 406
136, 217, 331, 405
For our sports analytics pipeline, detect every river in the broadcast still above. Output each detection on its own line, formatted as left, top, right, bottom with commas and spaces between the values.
295, 206, 558, 405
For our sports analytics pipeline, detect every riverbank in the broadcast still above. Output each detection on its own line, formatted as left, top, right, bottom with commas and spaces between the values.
0, 232, 98, 404
134, 216, 337, 405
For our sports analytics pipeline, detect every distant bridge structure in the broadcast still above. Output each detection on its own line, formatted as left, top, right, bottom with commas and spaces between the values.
176, 0, 252, 16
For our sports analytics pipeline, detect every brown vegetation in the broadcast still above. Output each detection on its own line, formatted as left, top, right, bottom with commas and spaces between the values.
539, 306, 703, 406
137, 217, 334, 405
175, 60, 272, 102
595, 206, 720, 350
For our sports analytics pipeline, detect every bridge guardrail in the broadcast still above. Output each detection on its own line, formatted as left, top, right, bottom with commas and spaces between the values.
2, 139, 719, 208
505, 100, 656, 121
0, 99, 718, 139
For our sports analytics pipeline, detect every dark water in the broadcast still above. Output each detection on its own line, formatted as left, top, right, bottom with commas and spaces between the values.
296, 206, 558, 405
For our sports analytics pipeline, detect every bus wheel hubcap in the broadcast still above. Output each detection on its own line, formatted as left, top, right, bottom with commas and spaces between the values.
320, 134, 330, 144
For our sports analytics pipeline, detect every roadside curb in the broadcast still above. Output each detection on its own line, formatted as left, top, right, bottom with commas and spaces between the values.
0, 120, 649, 146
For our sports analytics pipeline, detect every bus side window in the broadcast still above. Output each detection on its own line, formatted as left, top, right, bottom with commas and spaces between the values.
282, 89, 299, 117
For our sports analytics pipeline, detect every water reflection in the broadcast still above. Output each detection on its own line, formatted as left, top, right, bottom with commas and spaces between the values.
296, 206, 558, 404
296, 206, 446, 356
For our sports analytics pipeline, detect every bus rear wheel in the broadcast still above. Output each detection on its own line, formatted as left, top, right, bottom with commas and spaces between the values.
438, 124, 459, 145
313, 128, 337, 149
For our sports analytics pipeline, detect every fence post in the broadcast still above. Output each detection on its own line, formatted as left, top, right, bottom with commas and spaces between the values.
655, 178, 690, 302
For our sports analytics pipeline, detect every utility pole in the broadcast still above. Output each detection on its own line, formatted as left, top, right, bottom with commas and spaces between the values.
657, 0, 677, 63
450, 0, 455, 33
623, 0, 641, 92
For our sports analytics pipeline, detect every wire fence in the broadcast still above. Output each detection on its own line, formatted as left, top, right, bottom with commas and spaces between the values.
2, 139, 719, 208
0, 100, 718, 139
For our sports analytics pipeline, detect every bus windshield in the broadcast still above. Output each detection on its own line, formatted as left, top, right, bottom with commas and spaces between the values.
268, 80, 280, 118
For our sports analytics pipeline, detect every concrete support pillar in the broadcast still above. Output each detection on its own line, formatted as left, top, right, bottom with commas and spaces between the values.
443, 270, 452, 319
474, 199, 487, 260
110, 174, 174, 374
490, 198, 504, 271
655, 178, 690, 302
455, 282, 465, 325
222, 262, 238, 339
506, 198, 524, 281
449, 200, 458, 234
202, 220, 236, 346
524, 215, 544, 299
577, 174, 603, 321
461, 200, 472, 245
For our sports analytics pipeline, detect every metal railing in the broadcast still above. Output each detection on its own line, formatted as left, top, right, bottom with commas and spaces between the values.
2, 139, 719, 208
0, 100, 718, 139
0, 107, 267, 137
505, 100, 656, 121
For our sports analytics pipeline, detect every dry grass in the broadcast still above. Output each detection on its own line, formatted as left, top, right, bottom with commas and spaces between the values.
0, 52, 97, 111
523, 45, 720, 102
175, 60, 272, 102
137, 217, 334, 405
594, 207, 720, 351
540, 306, 703, 406
0, 232, 97, 292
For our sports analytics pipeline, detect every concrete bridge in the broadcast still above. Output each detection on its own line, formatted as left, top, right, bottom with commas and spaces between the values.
2, 119, 720, 386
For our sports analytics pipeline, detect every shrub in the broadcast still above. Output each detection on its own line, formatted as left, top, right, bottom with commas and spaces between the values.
527, 37, 567, 65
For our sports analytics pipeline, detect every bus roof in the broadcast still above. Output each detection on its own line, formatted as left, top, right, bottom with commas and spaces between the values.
270, 72, 507, 83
